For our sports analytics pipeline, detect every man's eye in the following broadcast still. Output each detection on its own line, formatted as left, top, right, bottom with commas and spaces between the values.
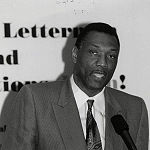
89, 49, 98, 55
108, 54, 117, 59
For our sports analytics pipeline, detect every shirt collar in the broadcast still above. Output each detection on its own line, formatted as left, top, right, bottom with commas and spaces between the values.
70, 75, 105, 115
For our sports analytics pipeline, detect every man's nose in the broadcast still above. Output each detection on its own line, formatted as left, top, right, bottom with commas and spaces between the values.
96, 55, 107, 68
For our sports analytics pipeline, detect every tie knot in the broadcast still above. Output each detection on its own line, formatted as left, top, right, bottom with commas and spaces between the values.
87, 100, 94, 110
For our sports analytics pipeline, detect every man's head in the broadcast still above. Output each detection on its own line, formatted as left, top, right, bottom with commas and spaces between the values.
72, 22, 120, 96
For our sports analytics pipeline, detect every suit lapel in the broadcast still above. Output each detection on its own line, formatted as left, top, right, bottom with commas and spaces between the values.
52, 81, 127, 150
104, 87, 127, 150
52, 80, 87, 150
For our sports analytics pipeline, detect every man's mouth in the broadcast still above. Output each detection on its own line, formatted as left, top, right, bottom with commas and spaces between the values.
93, 73, 105, 78
91, 71, 106, 80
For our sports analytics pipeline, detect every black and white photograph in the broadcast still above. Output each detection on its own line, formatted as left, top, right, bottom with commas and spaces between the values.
0, 0, 150, 149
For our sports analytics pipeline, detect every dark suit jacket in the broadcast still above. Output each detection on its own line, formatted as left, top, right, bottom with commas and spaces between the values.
1, 79, 149, 150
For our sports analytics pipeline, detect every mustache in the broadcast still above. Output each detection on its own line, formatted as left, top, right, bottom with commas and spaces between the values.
89, 69, 107, 76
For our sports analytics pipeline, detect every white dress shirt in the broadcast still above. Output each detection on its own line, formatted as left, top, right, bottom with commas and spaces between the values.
70, 76, 105, 150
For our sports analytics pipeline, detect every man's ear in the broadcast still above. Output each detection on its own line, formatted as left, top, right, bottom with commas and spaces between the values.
72, 46, 78, 63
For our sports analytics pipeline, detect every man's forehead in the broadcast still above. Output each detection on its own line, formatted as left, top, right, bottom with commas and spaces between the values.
83, 31, 117, 41
82, 31, 120, 49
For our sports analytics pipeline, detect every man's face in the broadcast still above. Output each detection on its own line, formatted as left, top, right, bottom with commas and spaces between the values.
73, 31, 120, 94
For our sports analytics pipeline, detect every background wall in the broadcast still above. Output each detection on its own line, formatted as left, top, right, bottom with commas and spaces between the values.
0, 0, 150, 148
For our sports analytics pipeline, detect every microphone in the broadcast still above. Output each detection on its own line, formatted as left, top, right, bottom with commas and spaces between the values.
111, 115, 137, 150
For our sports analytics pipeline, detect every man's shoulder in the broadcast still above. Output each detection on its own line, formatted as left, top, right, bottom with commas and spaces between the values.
20, 79, 68, 94
28, 80, 65, 88
105, 86, 145, 104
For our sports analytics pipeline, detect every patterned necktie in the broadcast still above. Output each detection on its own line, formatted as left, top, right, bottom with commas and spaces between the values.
86, 100, 102, 150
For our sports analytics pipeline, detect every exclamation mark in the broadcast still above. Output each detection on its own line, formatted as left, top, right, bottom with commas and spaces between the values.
120, 75, 126, 89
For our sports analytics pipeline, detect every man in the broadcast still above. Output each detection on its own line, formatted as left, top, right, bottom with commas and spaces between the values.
1, 22, 149, 150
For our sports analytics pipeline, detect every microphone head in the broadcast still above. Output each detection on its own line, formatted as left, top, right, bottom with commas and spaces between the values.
111, 114, 129, 135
